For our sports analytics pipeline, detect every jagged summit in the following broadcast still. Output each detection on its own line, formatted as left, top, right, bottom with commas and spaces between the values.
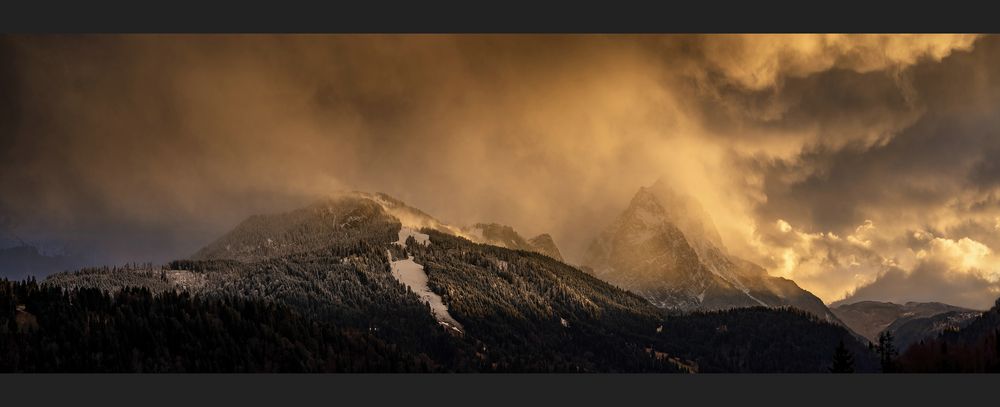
528, 234, 564, 262
584, 181, 840, 322
462, 223, 563, 261
465, 223, 530, 249
40, 187, 878, 373
645, 178, 727, 255
462, 223, 564, 261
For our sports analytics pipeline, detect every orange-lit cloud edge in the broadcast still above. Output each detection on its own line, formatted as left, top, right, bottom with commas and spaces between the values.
2, 34, 999, 308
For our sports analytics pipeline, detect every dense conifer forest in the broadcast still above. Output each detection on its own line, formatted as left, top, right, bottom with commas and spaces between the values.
656, 307, 879, 372
0, 279, 452, 372
897, 298, 1000, 372
0, 224, 893, 373
12, 195, 968, 373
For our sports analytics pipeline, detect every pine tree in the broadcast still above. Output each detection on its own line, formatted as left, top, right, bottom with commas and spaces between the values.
829, 340, 855, 373
877, 331, 899, 373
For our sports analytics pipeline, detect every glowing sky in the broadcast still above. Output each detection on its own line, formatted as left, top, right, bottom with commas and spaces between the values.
2, 34, 1000, 308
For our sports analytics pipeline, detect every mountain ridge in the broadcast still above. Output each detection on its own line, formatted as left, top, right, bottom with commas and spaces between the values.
33, 190, 878, 372
583, 181, 842, 324
831, 300, 981, 346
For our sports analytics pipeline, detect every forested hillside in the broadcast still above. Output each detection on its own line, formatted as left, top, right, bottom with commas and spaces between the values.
0, 279, 464, 372
898, 298, 1000, 372
657, 307, 879, 372
15, 195, 885, 373
409, 230, 674, 371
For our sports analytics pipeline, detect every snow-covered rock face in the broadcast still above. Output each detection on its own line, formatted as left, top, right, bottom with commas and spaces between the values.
584, 187, 735, 310
645, 179, 728, 256
584, 182, 839, 321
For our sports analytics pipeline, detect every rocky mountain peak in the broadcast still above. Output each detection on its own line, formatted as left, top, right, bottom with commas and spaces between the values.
584, 182, 841, 324
527, 234, 564, 262
464, 222, 564, 261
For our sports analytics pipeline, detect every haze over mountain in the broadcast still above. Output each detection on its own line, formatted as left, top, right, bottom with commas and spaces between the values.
0, 244, 81, 281
462, 223, 564, 261
191, 191, 564, 263
583, 180, 840, 322
5, 34, 1000, 310
898, 297, 1000, 372
28, 191, 874, 372
831, 300, 981, 346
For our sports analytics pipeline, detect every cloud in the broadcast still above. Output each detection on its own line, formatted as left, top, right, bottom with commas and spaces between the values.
722, 36, 1000, 306
763, 216, 1000, 308
0, 35, 691, 265
839, 263, 1000, 310
0, 32, 997, 313
749, 218, 895, 302
917, 236, 998, 275
690, 34, 980, 91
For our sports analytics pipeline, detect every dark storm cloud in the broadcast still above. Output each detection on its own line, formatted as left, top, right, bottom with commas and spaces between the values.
744, 36, 1000, 236
967, 148, 1000, 191
694, 66, 918, 152
0, 35, 671, 267
733, 36, 1000, 303
1, 33, 997, 308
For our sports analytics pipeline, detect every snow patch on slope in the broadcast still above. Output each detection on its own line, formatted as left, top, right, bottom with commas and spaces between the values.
396, 227, 430, 247
386, 250, 462, 333
360, 191, 468, 238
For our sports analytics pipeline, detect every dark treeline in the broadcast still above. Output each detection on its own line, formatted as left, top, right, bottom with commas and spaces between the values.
33, 233, 681, 372
0, 279, 450, 372
12, 216, 901, 373
656, 306, 880, 373
44, 239, 483, 371
897, 297, 1000, 372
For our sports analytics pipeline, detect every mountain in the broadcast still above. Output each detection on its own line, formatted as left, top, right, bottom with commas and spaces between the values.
190, 195, 399, 262
361, 192, 565, 260
898, 297, 1000, 372
887, 310, 981, 351
527, 234, 563, 262
582, 180, 840, 323
362, 192, 465, 236
53, 193, 684, 372
31, 191, 875, 372
832, 300, 981, 345
192, 191, 565, 264
462, 223, 564, 261
0, 244, 81, 280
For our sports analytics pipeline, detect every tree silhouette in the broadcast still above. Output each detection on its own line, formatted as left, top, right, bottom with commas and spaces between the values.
829, 340, 855, 373
877, 331, 899, 373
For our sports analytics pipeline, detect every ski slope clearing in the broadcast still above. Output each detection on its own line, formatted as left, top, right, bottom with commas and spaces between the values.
387, 250, 463, 333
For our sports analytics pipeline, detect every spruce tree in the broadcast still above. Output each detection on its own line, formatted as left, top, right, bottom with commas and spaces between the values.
829, 340, 855, 373
877, 331, 899, 373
